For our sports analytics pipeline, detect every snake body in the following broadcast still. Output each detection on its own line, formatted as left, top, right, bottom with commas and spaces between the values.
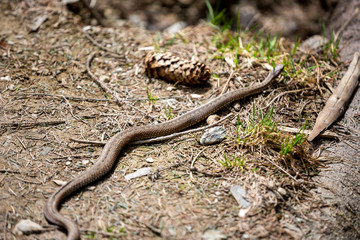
44, 64, 283, 240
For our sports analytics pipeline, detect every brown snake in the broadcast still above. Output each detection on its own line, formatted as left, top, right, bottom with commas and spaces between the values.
44, 64, 283, 239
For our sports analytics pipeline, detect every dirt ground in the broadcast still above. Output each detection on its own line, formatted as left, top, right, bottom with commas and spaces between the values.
1, 1, 359, 240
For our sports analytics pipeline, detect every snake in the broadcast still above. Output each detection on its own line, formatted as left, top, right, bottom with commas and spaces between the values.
44, 64, 284, 240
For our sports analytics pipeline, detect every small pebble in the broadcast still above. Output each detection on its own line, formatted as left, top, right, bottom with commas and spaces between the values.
41, 147, 52, 156
112, 67, 123, 73
125, 167, 152, 181
167, 99, 179, 109
206, 114, 221, 125
243, 233, 250, 239
239, 208, 250, 218
233, 102, 241, 111
13, 219, 44, 235
0, 75, 11, 81
164, 21, 187, 34
168, 227, 177, 236
99, 75, 109, 83
202, 229, 226, 240
53, 180, 67, 186
200, 126, 227, 145
166, 86, 176, 91
230, 185, 251, 208
190, 94, 202, 99
277, 187, 287, 196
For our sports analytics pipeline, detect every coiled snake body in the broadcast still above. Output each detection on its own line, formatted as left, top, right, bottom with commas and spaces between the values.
44, 64, 283, 239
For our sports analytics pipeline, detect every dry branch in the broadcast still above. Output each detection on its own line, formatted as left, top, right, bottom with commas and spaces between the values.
279, 126, 338, 139
308, 52, 360, 141
0, 120, 65, 128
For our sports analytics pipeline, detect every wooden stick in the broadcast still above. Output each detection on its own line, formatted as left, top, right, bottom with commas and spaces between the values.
308, 52, 360, 141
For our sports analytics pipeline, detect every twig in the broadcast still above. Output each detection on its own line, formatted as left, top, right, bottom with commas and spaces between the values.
265, 158, 299, 182
83, 30, 124, 58
15, 176, 42, 185
0, 169, 21, 174
190, 167, 224, 177
12, 93, 181, 102
220, 71, 234, 95
190, 147, 208, 168
130, 217, 162, 236
81, 229, 125, 238
4, 210, 7, 240
52, 154, 98, 160
14, 93, 113, 102
70, 113, 233, 146
265, 88, 311, 108
86, 52, 156, 120
158, 160, 186, 172
0, 120, 65, 128
62, 95, 87, 124
334, 7, 359, 43
17, 137, 26, 150
143, 223, 161, 236
278, 126, 339, 139
69, 138, 104, 145
310, 55, 323, 95
324, 59, 352, 77
0, 176, 5, 184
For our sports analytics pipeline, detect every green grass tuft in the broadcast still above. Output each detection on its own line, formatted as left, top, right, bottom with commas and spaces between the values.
280, 120, 308, 156
146, 87, 158, 105
219, 154, 246, 171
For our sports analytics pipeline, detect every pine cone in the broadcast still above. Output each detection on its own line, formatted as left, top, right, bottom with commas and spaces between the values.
144, 51, 211, 85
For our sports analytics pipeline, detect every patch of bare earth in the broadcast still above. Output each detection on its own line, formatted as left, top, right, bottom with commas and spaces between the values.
0, 1, 356, 240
